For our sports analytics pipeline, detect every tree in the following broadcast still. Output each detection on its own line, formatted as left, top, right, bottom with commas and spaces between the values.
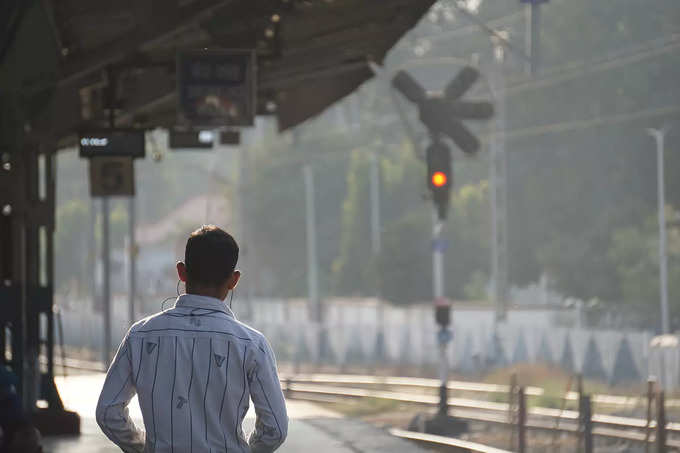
445, 180, 491, 300
608, 207, 680, 329
54, 200, 89, 295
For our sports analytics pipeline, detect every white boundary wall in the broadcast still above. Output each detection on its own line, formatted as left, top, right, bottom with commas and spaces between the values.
56, 296, 652, 384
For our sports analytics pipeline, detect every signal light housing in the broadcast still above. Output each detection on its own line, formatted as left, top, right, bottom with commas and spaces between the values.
427, 142, 451, 220
435, 304, 451, 326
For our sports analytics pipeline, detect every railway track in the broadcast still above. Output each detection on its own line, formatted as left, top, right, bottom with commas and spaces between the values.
279, 373, 680, 450
390, 429, 513, 453
52, 358, 679, 450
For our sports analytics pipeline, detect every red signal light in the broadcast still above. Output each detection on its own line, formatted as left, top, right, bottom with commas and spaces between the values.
432, 171, 447, 187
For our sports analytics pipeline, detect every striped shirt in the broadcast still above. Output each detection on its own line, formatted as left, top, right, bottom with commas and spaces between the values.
96, 294, 288, 453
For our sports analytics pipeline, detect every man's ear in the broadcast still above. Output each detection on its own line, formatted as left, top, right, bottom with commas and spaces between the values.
228, 270, 241, 290
177, 261, 188, 282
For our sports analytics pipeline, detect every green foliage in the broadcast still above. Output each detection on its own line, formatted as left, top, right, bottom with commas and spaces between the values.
608, 207, 680, 328
464, 270, 489, 301
332, 140, 491, 304
54, 199, 89, 295
445, 181, 491, 299
378, 207, 431, 305
332, 151, 374, 295
246, 125, 352, 298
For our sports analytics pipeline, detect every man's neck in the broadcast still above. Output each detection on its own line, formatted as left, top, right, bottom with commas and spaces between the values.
185, 287, 226, 301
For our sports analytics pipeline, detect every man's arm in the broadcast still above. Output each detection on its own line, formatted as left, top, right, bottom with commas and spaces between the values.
96, 335, 145, 453
248, 338, 288, 453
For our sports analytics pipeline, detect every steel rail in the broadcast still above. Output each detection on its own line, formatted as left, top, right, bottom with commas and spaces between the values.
286, 386, 680, 449
280, 373, 545, 396
390, 428, 514, 453
280, 373, 680, 408
53, 360, 680, 411
283, 381, 680, 446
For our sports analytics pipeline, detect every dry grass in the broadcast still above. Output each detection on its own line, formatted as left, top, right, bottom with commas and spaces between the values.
315, 397, 404, 418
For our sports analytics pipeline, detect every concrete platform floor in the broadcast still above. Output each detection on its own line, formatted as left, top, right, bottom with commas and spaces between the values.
41, 373, 426, 453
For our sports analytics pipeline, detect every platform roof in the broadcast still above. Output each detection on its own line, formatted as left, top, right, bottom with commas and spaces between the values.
1, 0, 435, 148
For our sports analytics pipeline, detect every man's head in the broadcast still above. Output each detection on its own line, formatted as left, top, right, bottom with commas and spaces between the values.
176, 225, 240, 300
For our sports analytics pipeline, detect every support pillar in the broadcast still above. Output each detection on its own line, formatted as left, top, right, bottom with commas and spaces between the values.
0, 141, 79, 434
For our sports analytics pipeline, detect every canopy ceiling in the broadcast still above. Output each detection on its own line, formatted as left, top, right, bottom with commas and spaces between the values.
1, 0, 435, 148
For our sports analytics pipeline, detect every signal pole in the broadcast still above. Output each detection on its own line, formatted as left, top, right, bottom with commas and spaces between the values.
432, 217, 445, 304
432, 214, 449, 411
383, 62, 491, 437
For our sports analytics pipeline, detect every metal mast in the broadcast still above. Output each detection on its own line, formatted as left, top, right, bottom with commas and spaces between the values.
490, 35, 509, 322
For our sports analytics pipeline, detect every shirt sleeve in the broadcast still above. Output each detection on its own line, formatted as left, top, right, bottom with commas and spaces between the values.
248, 337, 288, 453
96, 335, 145, 453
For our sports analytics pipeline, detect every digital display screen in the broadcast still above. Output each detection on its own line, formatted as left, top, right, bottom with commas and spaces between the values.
177, 50, 255, 127
169, 131, 214, 150
79, 130, 146, 158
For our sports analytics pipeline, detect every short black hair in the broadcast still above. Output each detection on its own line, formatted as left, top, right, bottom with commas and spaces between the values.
184, 225, 239, 287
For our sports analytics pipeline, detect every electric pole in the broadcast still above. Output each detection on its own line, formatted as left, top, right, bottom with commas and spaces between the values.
304, 164, 321, 329
370, 151, 385, 361
128, 196, 136, 326
647, 127, 670, 334
522, 0, 549, 75
102, 197, 111, 365
490, 32, 509, 323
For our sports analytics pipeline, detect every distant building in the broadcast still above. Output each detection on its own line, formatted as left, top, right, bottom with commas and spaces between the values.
115, 194, 232, 305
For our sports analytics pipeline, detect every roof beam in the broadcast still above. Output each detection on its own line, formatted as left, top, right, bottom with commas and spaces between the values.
58, 0, 233, 87
283, 0, 432, 42
261, 59, 369, 89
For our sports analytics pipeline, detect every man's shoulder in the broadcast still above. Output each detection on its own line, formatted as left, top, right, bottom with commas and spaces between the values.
128, 311, 166, 333
126, 310, 268, 348
228, 318, 269, 344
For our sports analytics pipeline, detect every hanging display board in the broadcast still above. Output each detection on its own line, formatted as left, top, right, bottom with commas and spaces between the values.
79, 129, 146, 158
169, 130, 214, 150
177, 49, 256, 127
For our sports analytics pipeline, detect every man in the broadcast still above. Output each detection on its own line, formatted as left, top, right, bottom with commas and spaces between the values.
97, 225, 288, 452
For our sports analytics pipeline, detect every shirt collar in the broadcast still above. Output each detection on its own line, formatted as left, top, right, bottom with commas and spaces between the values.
174, 293, 235, 318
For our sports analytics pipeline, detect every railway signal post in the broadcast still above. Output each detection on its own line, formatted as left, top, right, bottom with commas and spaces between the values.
392, 65, 493, 436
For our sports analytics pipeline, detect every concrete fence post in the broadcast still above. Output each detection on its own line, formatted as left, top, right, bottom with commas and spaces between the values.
657, 390, 667, 453
579, 394, 593, 453
518, 386, 526, 453
646, 378, 656, 453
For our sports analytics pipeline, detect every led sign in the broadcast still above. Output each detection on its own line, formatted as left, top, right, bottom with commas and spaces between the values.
79, 130, 145, 158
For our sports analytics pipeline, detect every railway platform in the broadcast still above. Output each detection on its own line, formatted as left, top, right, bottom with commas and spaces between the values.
41, 373, 426, 453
